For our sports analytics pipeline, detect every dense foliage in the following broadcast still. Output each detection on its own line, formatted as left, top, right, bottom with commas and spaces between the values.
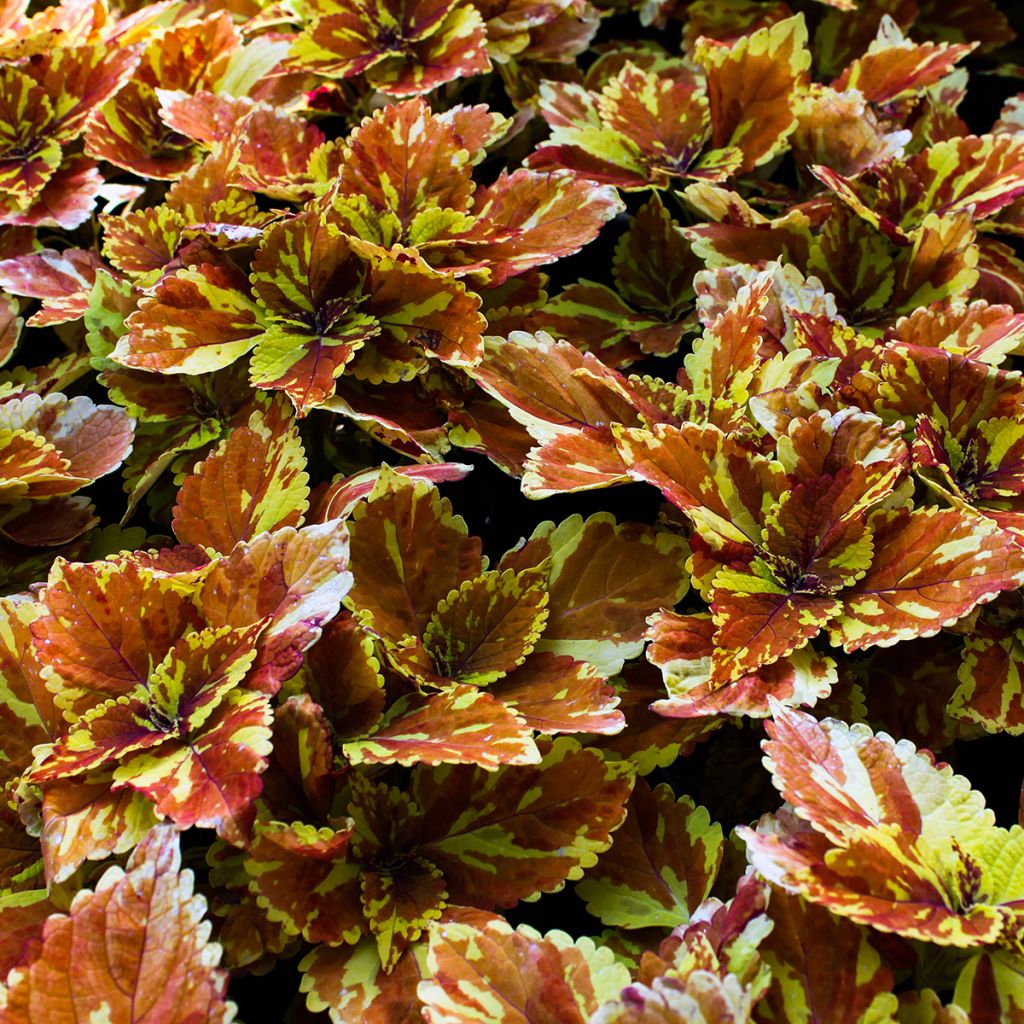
4, 0, 1024, 1020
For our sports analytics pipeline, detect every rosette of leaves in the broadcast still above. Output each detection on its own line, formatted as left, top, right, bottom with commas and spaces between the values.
108, 207, 486, 417
304, 466, 691, 768
741, 703, 1024, 1019
529, 16, 811, 188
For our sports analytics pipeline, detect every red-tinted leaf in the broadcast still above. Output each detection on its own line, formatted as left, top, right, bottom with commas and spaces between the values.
414, 737, 635, 908
345, 469, 483, 643
31, 558, 201, 720
38, 777, 161, 885
420, 910, 627, 1024
577, 779, 723, 930
172, 400, 309, 552
489, 652, 624, 735
343, 685, 540, 769
114, 263, 262, 374
458, 170, 623, 285
697, 14, 810, 174
829, 508, 1024, 652
112, 687, 272, 846
646, 611, 836, 719
300, 938, 425, 1024
199, 522, 352, 692
245, 820, 362, 946
0, 826, 234, 1023
310, 463, 473, 523
500, 512, 690, 675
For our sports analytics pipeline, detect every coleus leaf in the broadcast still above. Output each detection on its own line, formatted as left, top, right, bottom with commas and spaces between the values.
896, 990, 970, 1023
870, 343, 1019, 441
0, 247, 105, 327
314, 100, 620, 281
952, 950, 1024, 1023
645, 611, 836, 719
0, 893, 54, 980
0, 801, 43, 895
245, 820, 363, 946
110, 683, 273, 846
30, 605, 272, 853
302, 613, 386, 741
310, 462, 473, 523
630, 870, 774, 998
38, 777, 161, 885
299, 936, 426, 1024
342, 684, 541, 769
106, 367, 257, 519
252, 743, 633, 970
529, 65, 718, 190
614, 422, 783, 554
0, 294, 21, 370
422, 568, 549, 685
0, 70, 63, 214
472, 330, 645, 446
207, 874, 299, 978
248, 774, 442, 970
677, 271, 774, 416
29, 623, 262, 784
362, 859, 450, 972
740, 703, 1024, 946
260, 693, 341, 822
418, 910, 630, 1024
245, 213, 485, 411
198, 521, 352, 693
950, 627, 1024, 734
792, 83, 910, 178
0, 595, 56, 786
488, 652, 624, 736
171, 399, 309, 552
350, 771, 448, 968
326, 377, 452, 460
816, 134, 1024, 235
155, 92, 329, 202
343, 246, 485, 383
333, 98, 506, 233
525, 281, 685, 372
413, 736, 636, 908
113, 262, 263, 374
31, 557, 202, 720
455, 168, 625, 285
833, 16, 975, 106
246, 212, 381, 411
754, 701, 989, 850
696, 13, 811, 175
0, 825, 235, 1023
613, 193, 701, 320
756, 888, 899, 1023
576, 779, 724, 930
499, 512, 690, 675
83, 14, 240, 179
708, 577, 842, 687
345, 468, 483, 644
589, 971, 758, 1023
826, 506, 1024, 652
0, 392, 134, 500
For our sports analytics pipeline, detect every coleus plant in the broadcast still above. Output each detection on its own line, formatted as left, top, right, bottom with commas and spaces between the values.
6, 0, 1024, 1021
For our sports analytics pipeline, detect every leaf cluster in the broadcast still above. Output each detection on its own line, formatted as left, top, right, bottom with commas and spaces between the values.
4, 0, 1024, 1022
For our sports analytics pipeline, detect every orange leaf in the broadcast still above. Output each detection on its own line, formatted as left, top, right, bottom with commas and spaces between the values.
0, 826, 234, 1023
